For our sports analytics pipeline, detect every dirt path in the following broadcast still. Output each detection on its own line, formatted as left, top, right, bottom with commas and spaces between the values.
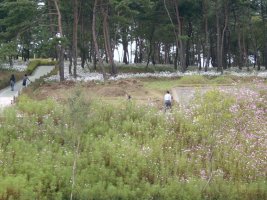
0, 65, 54, 109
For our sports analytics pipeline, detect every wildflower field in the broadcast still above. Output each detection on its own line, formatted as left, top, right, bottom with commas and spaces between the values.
0, 77, 266, 199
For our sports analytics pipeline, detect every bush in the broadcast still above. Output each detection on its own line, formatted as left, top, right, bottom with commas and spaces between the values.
178, 75, 209, 84
101, 64, 175, 73
0, 89, 266, 199
210, 76, 235, 84
26, 59, 57, 75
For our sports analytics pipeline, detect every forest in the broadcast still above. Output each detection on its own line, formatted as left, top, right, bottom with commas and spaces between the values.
0, 0, 267, 79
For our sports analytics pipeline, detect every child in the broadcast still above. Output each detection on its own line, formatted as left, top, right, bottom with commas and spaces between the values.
22, 74, 31, 87
164, 90, 172, 111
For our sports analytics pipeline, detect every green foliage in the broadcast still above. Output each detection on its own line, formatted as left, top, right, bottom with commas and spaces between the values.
0, 41, 17, 62
17, 95, 62, 117
110, 64, 176, 73
0, 1, 37, 41
145, 75, 210, 90
26, 59, 57, 75
178, 75, 209, 84
0, 90, 266, 199
210, 76, 235, 84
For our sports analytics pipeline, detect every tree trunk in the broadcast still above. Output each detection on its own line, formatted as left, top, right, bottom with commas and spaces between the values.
261, 0, 267, 69
68, 49, 73, 74
164, 0, 186, 72
210, 36, 217, 67
156, 42, 161, 64
102, 5, 117, 75
54, 0, 64, 81
204, 0, 210, 72
226, 28, 231, 68
220, 0, 228, 71
80, 10, 86, 68
72, 0, 78, 77
185, 21, 192, 68
134, 37, 139, 63
92, 0, 106, 79
197, 41, 201, 70
146, 25, 155, 68
139, 39, 143, 63
122, 27, 129, 64
216, 0, 222, 73
237, 22, 243, 70
256, 50, 261, 70
174, 46, 178, 70
146, 39, 153, 68
242, 30, 249, 71
174, 0, 186, 72
164, 43, 168, 64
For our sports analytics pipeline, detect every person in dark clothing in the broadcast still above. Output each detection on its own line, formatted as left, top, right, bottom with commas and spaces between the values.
22, 74, 31, 87
10, 74, 15, 91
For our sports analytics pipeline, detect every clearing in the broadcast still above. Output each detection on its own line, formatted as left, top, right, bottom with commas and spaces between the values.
23, 76, 267, 109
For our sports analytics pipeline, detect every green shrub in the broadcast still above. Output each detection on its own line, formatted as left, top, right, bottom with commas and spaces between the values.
210, 76, 235, 84
26, 59, 57, 75
109, 64, 175, 73
0, 91, 266, 199
178, 75, 209, 84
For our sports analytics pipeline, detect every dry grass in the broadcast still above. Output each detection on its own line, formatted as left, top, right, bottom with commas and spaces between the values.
24, 79, 164, 109
0, 70, 25, 89
22, 76, 266, 110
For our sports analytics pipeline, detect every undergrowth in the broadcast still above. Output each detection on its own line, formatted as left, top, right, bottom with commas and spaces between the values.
0, 88, 266, 200
26, 59, 57, 75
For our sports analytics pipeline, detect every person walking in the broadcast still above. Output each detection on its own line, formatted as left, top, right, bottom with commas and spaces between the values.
10, 74, 15, 91
164, 90, 172, 111
22, 74, 31, 87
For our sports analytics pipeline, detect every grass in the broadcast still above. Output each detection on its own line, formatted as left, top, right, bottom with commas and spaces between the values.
143, 75, 237, 91
0, 87, 266, 199
116, 64, 176, 73
98, 63, 176, 73
26, 59, 57, 74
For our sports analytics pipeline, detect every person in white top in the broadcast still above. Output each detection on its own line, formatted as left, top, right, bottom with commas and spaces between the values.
164, 90, 172, 110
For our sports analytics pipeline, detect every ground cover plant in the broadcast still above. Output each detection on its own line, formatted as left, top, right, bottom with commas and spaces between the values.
25, 59, 57, 75
0, 78, 266, 199
107, 64, 176, 74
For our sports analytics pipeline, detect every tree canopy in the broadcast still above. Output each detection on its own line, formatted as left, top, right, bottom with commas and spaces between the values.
0, 0, 266, 76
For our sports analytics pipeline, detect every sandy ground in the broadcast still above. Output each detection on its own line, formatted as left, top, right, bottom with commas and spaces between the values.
2, 67, 266, 111
23, 78, 166, 109
24, 79, 234, 110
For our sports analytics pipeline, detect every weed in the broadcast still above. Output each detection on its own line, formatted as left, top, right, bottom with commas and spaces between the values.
0, 88, 266, 199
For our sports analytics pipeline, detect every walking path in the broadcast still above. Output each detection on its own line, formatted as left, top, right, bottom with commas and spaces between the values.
0, 65, 55, 109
